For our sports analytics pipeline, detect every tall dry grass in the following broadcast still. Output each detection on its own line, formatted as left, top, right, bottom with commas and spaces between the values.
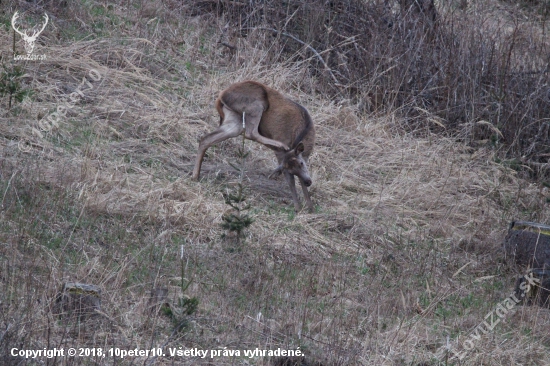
0, 0, 549, 365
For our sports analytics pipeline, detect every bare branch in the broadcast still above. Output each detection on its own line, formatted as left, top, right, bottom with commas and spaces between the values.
245, 27, 340, 85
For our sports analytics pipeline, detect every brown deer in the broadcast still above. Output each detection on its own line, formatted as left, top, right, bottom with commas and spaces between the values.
192, 81, 315, 212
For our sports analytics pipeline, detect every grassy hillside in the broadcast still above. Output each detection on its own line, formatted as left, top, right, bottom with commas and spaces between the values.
1, 1, 549, 365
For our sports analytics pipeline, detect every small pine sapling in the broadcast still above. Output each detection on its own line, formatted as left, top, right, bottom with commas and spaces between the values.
221, 130, 254, 242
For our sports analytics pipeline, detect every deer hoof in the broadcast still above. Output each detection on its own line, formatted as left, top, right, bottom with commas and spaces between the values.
268, 166, 283, 179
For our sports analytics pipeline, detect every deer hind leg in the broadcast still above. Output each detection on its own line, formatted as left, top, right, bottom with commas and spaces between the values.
268, 152, 286, 179
243, 103, 290, 151
268, 165, 283, 179
283, 171, 302, 212
192, 109, 243, 180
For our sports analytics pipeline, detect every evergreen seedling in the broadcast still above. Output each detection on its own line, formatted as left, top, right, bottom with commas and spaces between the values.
0, 63, 32, 109
221, 130, 254, 242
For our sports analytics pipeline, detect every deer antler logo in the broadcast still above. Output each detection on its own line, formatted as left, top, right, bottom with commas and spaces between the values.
11, 11, 49, 54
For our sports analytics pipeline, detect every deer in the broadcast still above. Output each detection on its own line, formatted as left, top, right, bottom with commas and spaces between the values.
11, 11, 49, 54
193, 81, 315, 213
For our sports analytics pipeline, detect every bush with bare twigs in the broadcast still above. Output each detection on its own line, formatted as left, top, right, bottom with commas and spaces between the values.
186, 0, 550, 177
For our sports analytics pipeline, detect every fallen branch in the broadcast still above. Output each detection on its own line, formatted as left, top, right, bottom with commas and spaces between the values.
219, 42, 236, 50
521, 158, 550, 172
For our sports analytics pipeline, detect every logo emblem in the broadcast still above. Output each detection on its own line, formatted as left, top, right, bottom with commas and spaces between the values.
11, 11, 49, 54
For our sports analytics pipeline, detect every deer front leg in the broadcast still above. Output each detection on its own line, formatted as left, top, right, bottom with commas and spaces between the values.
299, 177, 314, 213
284, 171, 301, 212
193, 119, 243, 180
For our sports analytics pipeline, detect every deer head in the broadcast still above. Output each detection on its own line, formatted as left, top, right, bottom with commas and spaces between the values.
12, 11, 49, 54
271, 142, 312, 186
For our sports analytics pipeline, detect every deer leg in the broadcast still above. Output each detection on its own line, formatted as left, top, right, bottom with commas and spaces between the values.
193, 118, 243, 180
269, 153, 286, 179
299, 177, 314, 213
283, 171, 302, 212
268, 165, 283, 179
244, 104, 290, 151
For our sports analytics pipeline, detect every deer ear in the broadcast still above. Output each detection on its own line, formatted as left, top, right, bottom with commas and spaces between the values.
295, 142, 304, 155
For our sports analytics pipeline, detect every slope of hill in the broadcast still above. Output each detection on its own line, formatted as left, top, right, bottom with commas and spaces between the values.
1, 1, 549, 365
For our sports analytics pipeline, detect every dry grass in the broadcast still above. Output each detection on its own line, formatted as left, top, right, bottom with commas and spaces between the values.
1, 1, 550, 365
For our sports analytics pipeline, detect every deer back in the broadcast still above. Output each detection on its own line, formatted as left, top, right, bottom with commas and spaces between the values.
258, 86, 315, 158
